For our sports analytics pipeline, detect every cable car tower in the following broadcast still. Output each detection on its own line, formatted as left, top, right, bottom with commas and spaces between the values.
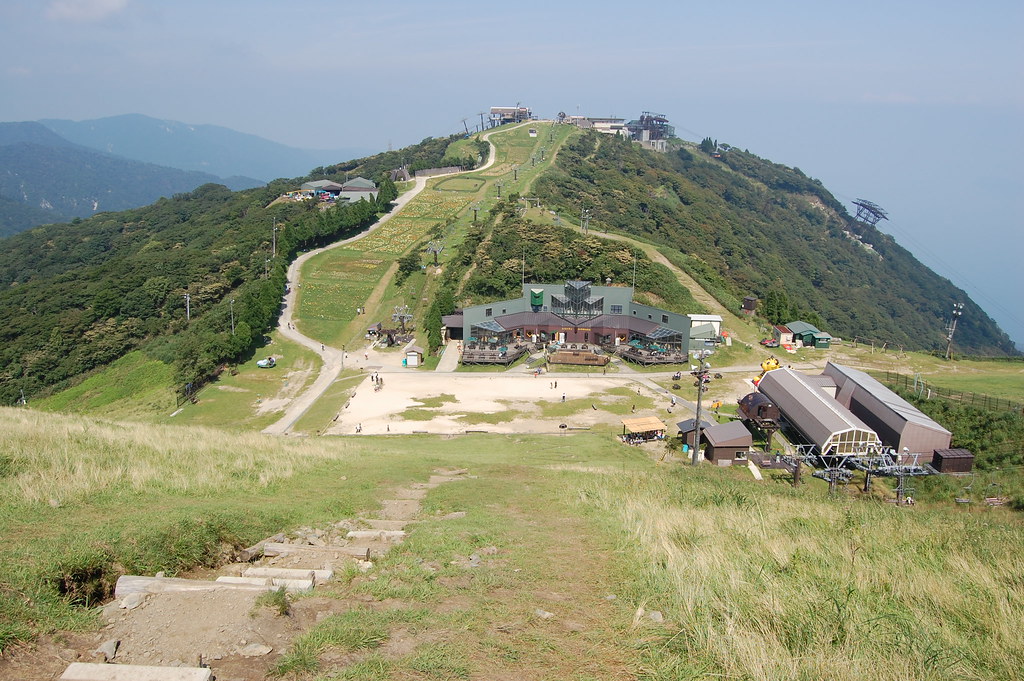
852, 199, 888, 227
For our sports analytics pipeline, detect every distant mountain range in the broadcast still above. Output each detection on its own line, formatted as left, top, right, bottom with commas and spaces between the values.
0, 114, 371, 237
39, 114, 370, 182
0, 122, 256, 236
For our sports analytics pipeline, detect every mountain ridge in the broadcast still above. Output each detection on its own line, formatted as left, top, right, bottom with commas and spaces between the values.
0, 122, 265, 234
39, 113, 372, 182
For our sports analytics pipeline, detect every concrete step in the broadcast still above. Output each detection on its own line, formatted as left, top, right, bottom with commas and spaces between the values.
215, 575, 313, 592
215, 576, 270, 586
243, 566, 333, 582
61, 662, 212, 680
115, 575, 275, 598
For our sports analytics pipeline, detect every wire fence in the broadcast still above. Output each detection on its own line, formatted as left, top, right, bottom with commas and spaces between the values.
879, 371, 1024, 414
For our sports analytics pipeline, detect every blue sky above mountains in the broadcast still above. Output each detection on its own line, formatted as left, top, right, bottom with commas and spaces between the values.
1, 0, 1021, 346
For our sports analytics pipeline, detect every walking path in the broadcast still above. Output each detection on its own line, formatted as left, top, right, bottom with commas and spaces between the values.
263, 124, 529, 435
44, 469, 471, 681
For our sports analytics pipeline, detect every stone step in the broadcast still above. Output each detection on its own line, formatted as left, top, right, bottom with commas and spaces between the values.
61, 662, 212, 681
262, 542, 370, 561
243, 567, 333, 582
346, 530, 406, 542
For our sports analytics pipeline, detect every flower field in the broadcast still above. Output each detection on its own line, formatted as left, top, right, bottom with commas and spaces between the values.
358, 217, 433, 254
398, 192, 469, 220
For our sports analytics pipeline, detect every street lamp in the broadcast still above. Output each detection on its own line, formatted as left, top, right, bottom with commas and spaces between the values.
691, 350, 713, 466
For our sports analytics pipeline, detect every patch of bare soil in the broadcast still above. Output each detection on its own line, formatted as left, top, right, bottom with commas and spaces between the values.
256, 362, 314, 415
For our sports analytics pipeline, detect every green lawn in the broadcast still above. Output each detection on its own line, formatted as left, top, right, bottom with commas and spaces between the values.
168, 330, 320, 431
35, 350, 175, 420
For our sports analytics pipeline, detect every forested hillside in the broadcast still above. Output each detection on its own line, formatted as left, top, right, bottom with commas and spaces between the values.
0, 134, 468, 405
533, 133, 1016, 355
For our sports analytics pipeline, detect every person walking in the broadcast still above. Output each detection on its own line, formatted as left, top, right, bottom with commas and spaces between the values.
562, 392, 566, 402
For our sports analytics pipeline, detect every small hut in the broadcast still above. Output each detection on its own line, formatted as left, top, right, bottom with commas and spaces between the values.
931, 448, 974, 474
702, 421, 753, 466
405, 345, 425, 368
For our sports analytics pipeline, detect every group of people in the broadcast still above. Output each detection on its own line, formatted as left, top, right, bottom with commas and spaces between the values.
620, 430, 666, 446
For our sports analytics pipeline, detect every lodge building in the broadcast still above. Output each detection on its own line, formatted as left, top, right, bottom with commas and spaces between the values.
442, 280, 693, 349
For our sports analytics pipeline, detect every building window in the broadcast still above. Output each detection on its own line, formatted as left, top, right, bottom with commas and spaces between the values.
662, 314, 669, 324
610, 304, 623, 314
501, 309, 506, 314
648, 314, 652, 320
485, 308, 492, 317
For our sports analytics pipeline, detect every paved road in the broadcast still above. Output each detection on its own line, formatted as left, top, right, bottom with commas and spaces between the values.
263, 124, 528, 435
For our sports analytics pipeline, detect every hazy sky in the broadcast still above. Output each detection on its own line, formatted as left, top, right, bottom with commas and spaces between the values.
2, 0, 1021, 347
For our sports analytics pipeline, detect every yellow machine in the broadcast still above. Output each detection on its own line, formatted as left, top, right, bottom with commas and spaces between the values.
752, 356, 781, 386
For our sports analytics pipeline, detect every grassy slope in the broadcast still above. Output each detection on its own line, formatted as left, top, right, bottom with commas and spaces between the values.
2, 407, 1022, 680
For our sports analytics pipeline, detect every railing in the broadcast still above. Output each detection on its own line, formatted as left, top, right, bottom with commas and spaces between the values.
879, 370, 1023, 413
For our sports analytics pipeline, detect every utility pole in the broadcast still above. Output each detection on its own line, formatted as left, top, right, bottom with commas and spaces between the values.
631, 250, 637, 289
183, 293, 191, 322
496, 180, 504, 199
264, 258, 270, 279
272, 219, 279, 258
944, 302, 964, 360
691, 350, 712, 466
513, 165, 519, 181
230, 298, 235, 335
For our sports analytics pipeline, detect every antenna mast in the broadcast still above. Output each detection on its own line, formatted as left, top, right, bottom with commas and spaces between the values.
945, 302, 964, 360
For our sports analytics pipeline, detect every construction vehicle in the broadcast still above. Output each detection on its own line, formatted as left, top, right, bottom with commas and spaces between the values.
752, 356, 780, 386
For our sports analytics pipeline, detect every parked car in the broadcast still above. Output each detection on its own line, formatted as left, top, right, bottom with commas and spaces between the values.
759, 338, 780, 348
256, 357, 276, 368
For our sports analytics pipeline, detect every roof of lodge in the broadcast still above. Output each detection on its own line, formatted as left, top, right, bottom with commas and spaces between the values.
785, 321, 820, 335
302, 179, 343, 190
471, 311, 664, 335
